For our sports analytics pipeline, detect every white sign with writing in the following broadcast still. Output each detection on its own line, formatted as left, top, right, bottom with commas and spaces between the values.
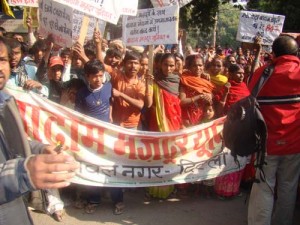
8, 0, 38, 7
53, 0, 122, 25
121, 0, 138, 16
123, 5, 179, 46
72, 10, 106, 43
38, 0, 73, 47
151, 0, 192, 8
236, 11, 285, 45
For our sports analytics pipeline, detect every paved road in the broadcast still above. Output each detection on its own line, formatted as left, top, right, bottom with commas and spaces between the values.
30, 187, 300, 225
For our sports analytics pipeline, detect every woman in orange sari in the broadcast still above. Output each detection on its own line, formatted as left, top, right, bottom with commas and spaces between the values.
180, 54, 215, 127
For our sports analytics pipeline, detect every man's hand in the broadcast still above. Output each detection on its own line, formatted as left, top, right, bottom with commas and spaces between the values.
112, 88, 122, 98
42, 145, 67, 155
23, 80, 42, 90
26, 16, 33, 31
73, 42, 89, 64
25, 154, 79, 189
224, 82, 231, 94
93, 30, 102, 44
201, 72, 211, 81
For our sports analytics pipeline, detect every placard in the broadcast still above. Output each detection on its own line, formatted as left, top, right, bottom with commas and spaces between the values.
123, 5, 179, 46
53, 0, 122, 25
151, 0, 192, 8
38, 0, 73, 47
236, 11, 285, 45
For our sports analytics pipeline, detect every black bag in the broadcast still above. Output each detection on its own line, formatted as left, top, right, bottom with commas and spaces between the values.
223, 64, 274, 169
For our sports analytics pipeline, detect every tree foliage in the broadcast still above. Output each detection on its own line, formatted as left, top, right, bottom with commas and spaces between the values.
247, 0, 300, 31
216, 3, 240, 48
180, 0, 219, 34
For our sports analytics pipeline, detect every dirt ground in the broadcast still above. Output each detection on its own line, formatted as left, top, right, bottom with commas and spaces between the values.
30, 186, 300, 225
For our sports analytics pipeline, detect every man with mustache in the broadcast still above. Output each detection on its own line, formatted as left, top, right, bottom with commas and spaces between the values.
111, 51, 145, 129
0, 37, 79, 224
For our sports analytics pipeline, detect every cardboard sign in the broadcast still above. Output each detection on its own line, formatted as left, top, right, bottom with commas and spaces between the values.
123, 5, 179, 46
38, 0, 73, 47
53, 0, 122, 24
236, 11, 285, 45
151, 0, 192, 8
8, 0, 38, 7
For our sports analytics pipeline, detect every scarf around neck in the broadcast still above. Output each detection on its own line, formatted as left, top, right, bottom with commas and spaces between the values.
156, 73, 180, 96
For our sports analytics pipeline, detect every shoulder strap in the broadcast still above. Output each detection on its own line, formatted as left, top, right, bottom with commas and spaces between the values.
251, 64, 274, 97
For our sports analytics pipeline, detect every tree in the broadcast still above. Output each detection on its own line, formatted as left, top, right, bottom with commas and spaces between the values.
180, 0, 220, 34
247, 0, 300, 31
217, 3, 240, 48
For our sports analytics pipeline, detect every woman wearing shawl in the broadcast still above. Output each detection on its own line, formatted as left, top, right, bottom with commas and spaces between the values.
214, 64, 250, 198
147, 53, 182, 132
145, 53, 181, 199
180, 54, 215, 127
208, 57, 230, 116
209, 57, 228, 87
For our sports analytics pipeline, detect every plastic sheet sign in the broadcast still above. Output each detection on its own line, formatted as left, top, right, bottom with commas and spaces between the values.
38, 0, 73, 47
236, 11, 285, 45
8, 0, 38, 7
53, 0, 122, 24
151, 0, 192, 8
123, 5, 179, 46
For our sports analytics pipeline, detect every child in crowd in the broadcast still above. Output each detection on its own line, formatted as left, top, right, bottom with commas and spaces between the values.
60, 78, 85, 109
198, 103, 217, 198
104, 48, 123, 69
75, 59, 124, 215
60, 47, 73, 82
47, 56, 65, 103
138, 55, 149, 81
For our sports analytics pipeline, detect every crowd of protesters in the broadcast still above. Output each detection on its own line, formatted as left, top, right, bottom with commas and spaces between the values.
0, 15, 299, 224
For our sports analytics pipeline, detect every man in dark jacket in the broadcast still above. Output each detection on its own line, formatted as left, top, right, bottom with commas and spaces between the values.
248, 35, 300, 225
0, 37, 79, 225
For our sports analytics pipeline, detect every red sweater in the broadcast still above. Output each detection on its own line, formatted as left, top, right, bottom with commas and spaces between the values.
248, 55, 300, 155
